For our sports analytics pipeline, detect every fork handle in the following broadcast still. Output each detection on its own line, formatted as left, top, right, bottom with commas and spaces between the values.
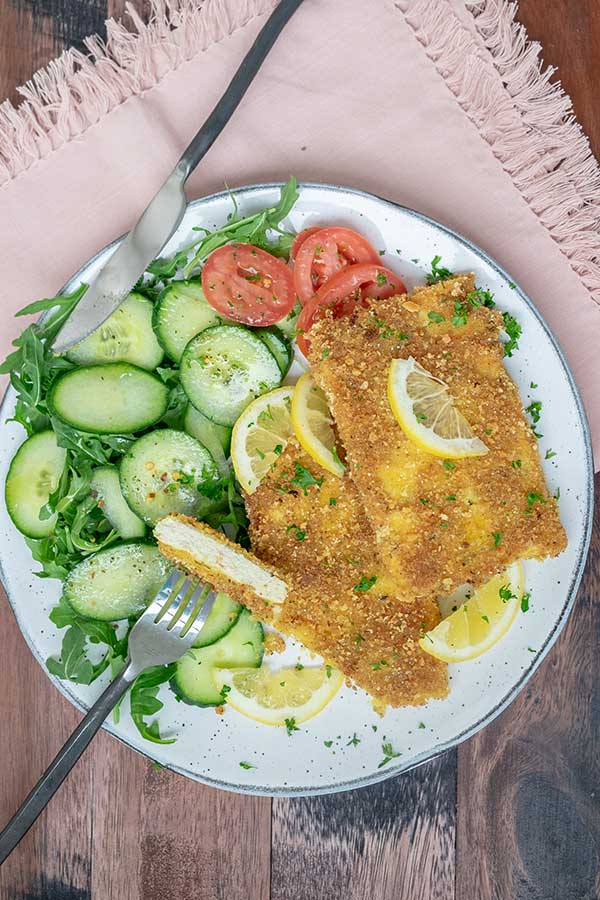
0, 666, 133, 864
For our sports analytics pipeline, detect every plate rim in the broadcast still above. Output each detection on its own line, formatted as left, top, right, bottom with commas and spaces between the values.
0, 180, 594, 797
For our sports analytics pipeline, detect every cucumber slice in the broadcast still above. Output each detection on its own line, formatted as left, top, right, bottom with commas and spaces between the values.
180, 324, 282, 427
63, 542, 171, 621
193, 592, 242, 648
90, 467, 146, 539
119, 429, 219, 525
48, 363, 169, 434
256, 327, 292, 377
154, 281, 222, 363
276, 300, 301, 340
183, 404, 231, 473
66, 293, 163, 370
171, 609, 263, 706
5, 430, 67, 538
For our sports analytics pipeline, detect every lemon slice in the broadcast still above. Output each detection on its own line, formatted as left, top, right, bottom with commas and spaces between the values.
291, 373, 345, 477
230, 387, 294, 493
419, 562, 524, 662
388, 356, 488, 458
212, 665, 343, 726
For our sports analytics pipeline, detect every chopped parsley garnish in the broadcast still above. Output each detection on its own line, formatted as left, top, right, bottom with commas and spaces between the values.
545, 449, 556, 460
355, 633, 365, 645
418, 722, 426, 729
378, 740, 402, 768
347, 733, 361, 747
526, 491, 547, 514
443, 459, 456, 471
554, 486, 561, 500
526, 400, 542, 425
426, 255, 454, 285
321, 347, 331, 360
286, 523, 306, 542
499, 585, 517, 603
290, 462, 323, 495
502, 312, 522, 357
376, 272, 388, 286
511, 459, 522, 469
492, 531, 503, 548
329, 496, 337, 506
326, 665, 332, 678
324, 740, 333, 748
530, 381, 538, 389
295, 663, 304, 670
446, 494, 456, 501
255, 448, 265, 460
481, 614, 490, 624
419, 497, 430, 505
520, 592, 531, 613
239, 761, 256, 769
273, 443, 283, 455
466, 288, 495, 309
527, 646, 536, 653
452, 301, 469, 327
285, 717, 300, 735
427, 311, 445, 325
353, 574, 378, 592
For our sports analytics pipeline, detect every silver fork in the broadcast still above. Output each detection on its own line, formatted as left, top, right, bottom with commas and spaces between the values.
0, 569, 215, 863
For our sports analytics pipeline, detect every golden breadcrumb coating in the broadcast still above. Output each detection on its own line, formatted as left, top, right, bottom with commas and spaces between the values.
308, 274, 567, 599
245, 440, 448, 709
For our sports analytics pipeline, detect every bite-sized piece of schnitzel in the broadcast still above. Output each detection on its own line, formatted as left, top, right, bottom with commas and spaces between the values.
308, 274, 567, 600
245, 440, 448, 709
155, 513, 287, 621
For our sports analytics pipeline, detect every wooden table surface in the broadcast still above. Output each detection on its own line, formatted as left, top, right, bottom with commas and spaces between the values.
0, 2, 598, 898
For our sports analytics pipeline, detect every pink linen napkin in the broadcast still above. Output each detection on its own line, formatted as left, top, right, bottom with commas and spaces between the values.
1, 0, 599, 461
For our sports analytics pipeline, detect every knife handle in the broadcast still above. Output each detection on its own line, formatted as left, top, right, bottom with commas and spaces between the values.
178, 0, 305, 178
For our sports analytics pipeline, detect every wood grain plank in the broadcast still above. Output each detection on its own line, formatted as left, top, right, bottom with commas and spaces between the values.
0, 1, 58, 106
457, 2, 600, 897
91, 739, 271, 900
272, 750, 456, 900
457, 477, 600, 900
0, 588, 93, 900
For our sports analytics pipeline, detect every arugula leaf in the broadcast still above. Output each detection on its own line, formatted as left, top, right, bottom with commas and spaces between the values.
0, 285, 87, 434
184, 178, 299, 275
129, 665, 177, 744
46, 596, 126, 685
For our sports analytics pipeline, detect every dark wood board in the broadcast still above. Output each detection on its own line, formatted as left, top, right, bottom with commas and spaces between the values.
0, 1, 598, 898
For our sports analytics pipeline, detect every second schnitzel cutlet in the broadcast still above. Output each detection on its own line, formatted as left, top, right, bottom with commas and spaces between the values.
245, 439, 448, 709
308, 274, 567, 600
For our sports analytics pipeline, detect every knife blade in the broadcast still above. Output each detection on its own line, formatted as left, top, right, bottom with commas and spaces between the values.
52, 0, 305, 354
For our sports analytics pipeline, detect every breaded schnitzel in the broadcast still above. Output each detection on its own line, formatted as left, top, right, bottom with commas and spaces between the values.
245, 440, 448, 709
308, 275, 567, 600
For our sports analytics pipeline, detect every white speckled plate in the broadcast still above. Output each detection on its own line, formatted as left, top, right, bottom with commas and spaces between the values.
0, 184, 593, 796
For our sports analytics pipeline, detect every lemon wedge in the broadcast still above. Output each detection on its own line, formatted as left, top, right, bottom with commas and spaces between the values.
291, 373, 345, 477
212, 665, 343, 726
388, 356, 488, 458
419, 562, 524, 662
230, 387, 294, 493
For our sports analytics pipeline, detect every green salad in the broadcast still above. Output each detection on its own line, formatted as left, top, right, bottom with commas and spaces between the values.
1, 179, 300, 744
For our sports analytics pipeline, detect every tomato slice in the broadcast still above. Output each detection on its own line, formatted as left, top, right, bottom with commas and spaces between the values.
296, 263, 406, 356
202, 243, 296, 326
293, 227, 381, 306
290, 227, 322, 261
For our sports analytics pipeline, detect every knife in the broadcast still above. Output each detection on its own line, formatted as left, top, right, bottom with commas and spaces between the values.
52, 0, 305, 354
